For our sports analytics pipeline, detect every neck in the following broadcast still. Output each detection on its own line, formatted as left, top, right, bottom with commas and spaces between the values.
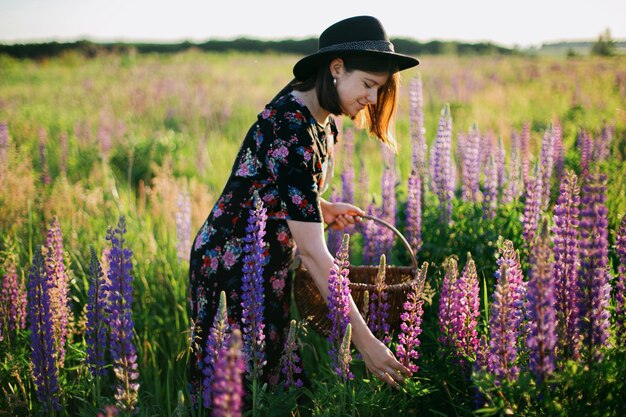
292, 89, 330, 125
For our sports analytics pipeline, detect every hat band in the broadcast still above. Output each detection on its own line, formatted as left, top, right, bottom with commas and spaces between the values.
317, 40, 395, 54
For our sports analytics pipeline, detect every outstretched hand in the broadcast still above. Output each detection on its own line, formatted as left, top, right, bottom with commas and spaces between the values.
320, 200, 364, 230
358, 336, 412, 389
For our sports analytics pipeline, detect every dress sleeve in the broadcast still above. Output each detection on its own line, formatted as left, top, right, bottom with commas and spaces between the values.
263, 109, 323, 223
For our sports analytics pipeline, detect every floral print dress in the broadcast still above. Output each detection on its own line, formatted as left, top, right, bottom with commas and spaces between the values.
188, 88, 337, 403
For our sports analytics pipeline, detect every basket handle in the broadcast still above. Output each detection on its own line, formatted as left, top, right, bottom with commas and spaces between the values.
327, 214, 418, 270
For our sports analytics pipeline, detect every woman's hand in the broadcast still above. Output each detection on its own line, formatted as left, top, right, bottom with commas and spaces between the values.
356, 334, 412, 389
319, 199, 364, 230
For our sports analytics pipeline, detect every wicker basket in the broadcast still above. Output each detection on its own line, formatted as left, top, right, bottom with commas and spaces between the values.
293, 215, 428, 337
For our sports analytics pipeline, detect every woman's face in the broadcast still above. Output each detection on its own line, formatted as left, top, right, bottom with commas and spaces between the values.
332, 60, 390, 117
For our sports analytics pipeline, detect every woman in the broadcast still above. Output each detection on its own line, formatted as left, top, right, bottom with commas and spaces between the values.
189, 15, 419, 404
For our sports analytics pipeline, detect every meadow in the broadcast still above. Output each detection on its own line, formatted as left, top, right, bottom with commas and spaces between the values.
1, 49, 626, 416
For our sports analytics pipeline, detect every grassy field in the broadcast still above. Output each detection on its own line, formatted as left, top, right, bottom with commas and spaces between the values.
1, 50, 625, 416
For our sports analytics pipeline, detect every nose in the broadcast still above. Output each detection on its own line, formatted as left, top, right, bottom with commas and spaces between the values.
367, 88, 377, 105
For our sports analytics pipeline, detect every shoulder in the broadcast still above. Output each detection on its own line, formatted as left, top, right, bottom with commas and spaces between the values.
259, 92, 315, 145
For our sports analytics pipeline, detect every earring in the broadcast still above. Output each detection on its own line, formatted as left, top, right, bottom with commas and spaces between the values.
333, 78, 337, 87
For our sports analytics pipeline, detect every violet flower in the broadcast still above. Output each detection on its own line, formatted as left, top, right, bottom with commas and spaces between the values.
526, 220, 557, 384
578, 172, 611, 360
405, 169, 422, 255
85, 246, 109, 377
280, 319, 303, 389
396, 264, 427, 373
380, 145, 397, 257
27, 248, 61, 412
495, 239, 527, 341
368, 255, 390, 344
552, 119, 565, 185
337, 323, 354, 382
106, 216, 140, 413
522, 167, 543, 249
409, 76, 427, 179
203, 291, 230, 408
212, 328, 246, 417
483, 155, 498, 219
438, 257, 459, 348
578, 129, 592, 179
461, 123, 480, 203
503, 129, 522, 204
1, 250, 27, 340
552, 170, 581, 360
362, 201, 384, 265
450, 254, 480, 368
341, 128, 355, 205
487, 263, 520, 384
615, 213, 626, 347
430, 104, 454, 224
326, 187, 343, 256
539, 127, 555, 210
44, 217, 70, 367
327, 234, 352, 380
520, 121, 531, 187
596, 120, 614, 162
241, 192, 267, 380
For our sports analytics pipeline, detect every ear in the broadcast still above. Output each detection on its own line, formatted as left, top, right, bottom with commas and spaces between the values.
329, 58, 345, 78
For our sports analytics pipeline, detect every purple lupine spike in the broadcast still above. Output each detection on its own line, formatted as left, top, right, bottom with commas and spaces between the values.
539, 127, 555, 210
106, 216, 140, 413
495, 239, 527, 339
1, 249, 27, 340
38, 127, 51, 185
483, 155, 498, 220
341, 128, 355, 205
362, 201, 383, 265
44, 217, 71, 367
438, 257, 459, 348
579, 129, 592, 179
503, 129, 522, 204
327, 234, 352, 379
596, 120, 614, 162
431, 104, 454, 224
461, 123, 481, 202
212, 328, 245, 417
85, 246, 109, 377
203, 291, 230, 408
450, 254, 480, 369
326, 187, 343, 256
615, 214, 626, 347
552, 171, 582, 360
526, 220, 557, 384
368, 255, 390, 344
396, 263, 427, 373
336, 323, 354, 382
380, 145, 397, 257
356, 158, 369, 211
520, 121, 531, 187
495, 137, 506, 193
280, 319, 303, 389
409, 76, 427, 182
487, 263, 520, 383
176, 189, 192, 262
552, 119, 565, 184
405, 169, 422, 255
522, 166, 543, 249
241, 192, 267, 380
27, 247, 61, 412
578, 172, 611, 360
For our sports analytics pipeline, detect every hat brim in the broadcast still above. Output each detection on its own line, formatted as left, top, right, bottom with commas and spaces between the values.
293, 50, 419, 81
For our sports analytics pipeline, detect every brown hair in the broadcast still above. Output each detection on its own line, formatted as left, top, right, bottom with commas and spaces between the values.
292, 53, 400, 149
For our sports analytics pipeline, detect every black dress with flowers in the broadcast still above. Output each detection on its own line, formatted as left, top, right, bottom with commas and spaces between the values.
188, 88, 336, 403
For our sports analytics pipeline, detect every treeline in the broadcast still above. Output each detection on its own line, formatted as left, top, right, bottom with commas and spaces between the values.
0, 37, 515, 60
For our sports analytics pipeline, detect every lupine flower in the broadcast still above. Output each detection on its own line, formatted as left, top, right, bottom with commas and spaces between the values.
341, 128, 355, 205
495, 137, 506, 193
578, 172, 611, 360
539, 127, 555, 210
460, 124, 480, 202
595, 120, 614, 162
212, 328, 246, 417
615, 213, 626, 347
396, 263, 427, 373
495, 239, 527, 341
430, 104, 454, 224
203, 291, 230, 408
450, 254, 480, 369
380, 145, 397, 257
280, 319, 303, 389
106, 216, 140, 413
326, 187, 343, 256
241, 192, 267, 380
368, 255, 390, 344
1, 247, 27, 340
176, 189, 192, 262
482, 155, 498, 219
438, 257, 459, 348
27, 248, 61, 411
362, 201, 384, 265
85, 246, 109, 377
355, 158, 369, 211
578, 129, 592, 179
96, 405, 119, 417
409, 76, 427, 179
522, 166, 543, 249
336, 323, 354, 382
405, 169, 422, 255
45, 217, 71, 367
526, 220, 557, 384
503, 129, 522, 204
487, 263, 520, 384
552, 171, 581, 359
520, 121, 531, 187
327, 234, 352, 379
552, 119, 565, 184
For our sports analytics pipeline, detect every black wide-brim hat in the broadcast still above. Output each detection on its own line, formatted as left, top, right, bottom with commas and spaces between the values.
293, 15, 419, 81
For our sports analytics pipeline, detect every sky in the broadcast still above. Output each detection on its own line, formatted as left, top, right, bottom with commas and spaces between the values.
1, 0, 625, 48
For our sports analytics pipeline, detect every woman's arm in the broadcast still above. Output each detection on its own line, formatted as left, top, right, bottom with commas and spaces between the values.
287, 219, 412, 388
